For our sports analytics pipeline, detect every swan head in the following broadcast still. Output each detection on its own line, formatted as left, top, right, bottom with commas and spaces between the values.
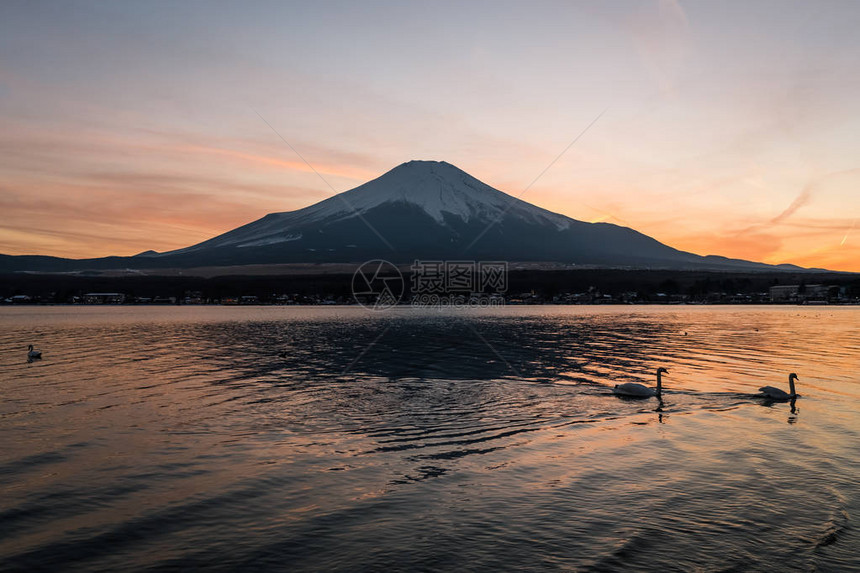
787, 373, 800, 398
657, 367, 669, 375
28, 344, 34, 351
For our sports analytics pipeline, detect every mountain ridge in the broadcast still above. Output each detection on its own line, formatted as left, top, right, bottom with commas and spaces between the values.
0, 160, 823, 273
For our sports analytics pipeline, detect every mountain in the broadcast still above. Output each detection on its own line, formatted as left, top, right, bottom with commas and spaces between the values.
0, 160, 810, 273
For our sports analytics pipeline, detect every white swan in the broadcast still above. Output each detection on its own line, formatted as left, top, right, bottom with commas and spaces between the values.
27, 344, 42, 359
613, 367, 668, 398
759, 373, 799, 400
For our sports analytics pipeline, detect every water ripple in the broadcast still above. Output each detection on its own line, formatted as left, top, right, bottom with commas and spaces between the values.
0, 305, 858, 571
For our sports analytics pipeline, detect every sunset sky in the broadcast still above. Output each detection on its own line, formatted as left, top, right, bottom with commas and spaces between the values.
1, 0, 859, 270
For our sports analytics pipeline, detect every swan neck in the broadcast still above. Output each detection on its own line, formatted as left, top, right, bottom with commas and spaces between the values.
789, 376, 796, 396
656, 371, 662, 396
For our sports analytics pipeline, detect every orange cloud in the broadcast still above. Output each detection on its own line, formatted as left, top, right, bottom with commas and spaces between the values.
670, 230, 784, 263
173, 143, 379, 183
0, 121, 392, 258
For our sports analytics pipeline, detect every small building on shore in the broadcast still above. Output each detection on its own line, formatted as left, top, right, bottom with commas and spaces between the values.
8, 295, 33, 304
769, 285, 799, 302
769, 284, 837, 303
84, 292, 126, 304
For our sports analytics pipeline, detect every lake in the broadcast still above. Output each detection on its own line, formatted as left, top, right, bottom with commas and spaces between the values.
1, 306, 858, 571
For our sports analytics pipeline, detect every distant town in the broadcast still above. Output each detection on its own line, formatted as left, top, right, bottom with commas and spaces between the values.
3, 282, 857, 306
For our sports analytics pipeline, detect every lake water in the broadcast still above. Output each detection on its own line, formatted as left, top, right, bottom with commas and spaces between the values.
1, 306, 858, 571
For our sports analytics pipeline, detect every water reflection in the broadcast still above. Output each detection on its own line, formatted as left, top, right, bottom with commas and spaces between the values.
202, 312, 683, 386
655, 399, 666, 425
0, 306, 858, 571
756, 395, 801, 424
788, 398, 799, 424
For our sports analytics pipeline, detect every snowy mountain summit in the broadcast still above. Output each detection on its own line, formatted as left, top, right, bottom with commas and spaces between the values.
330, 160, 570, 229
177, 160, 570, 253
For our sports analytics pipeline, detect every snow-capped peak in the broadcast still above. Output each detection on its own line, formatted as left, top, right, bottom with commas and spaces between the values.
300, 160, 571, 228
171, 160, 571, 253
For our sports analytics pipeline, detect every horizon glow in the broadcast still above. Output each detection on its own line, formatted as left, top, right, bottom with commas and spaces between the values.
1, 1, 859, 270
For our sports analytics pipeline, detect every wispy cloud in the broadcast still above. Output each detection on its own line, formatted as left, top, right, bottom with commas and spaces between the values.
770, 186, 813, 224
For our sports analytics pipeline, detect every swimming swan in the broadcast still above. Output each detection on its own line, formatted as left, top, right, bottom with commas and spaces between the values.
759, 373, 799, 400
613, 367, 668, 398
27, 344, 42, 359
